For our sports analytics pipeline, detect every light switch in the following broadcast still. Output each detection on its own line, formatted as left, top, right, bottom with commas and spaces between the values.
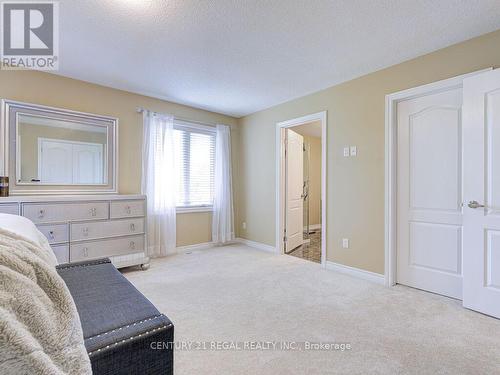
342, 238, 349, 249
350, 146, 357, 156
242, 222, 247, 230
343, 147, 350, 157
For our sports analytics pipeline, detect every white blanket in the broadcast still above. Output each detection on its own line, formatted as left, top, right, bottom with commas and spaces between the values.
0, 221, 92, 374
0, 213, 58, 266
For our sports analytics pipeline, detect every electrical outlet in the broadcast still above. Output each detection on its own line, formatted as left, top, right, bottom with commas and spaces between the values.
350, 146, 357, 156
242, 222, 247, 230
342, 238, 349, 249
343, 147, 350, 157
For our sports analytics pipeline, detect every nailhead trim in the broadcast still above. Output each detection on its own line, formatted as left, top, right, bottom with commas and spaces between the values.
86, 314, 164, 341
57, 259, 111, 270
87, 324, 172, 356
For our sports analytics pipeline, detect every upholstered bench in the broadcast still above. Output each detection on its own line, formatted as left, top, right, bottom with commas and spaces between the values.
57, 259, 174, 375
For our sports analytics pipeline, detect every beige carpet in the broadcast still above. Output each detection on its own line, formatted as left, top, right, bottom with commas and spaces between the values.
123, 244, 500, 375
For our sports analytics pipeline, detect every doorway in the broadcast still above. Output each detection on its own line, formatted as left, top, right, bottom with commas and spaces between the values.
276, 112, 327, 266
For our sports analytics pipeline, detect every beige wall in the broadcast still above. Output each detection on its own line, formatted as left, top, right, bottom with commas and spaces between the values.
176, 212, 212, 247
0, 70, 239, 247
236, 29, 500, 274
303, 135, 321, 226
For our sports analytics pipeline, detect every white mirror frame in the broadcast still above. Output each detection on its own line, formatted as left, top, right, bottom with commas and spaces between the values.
1, 99, 118, 195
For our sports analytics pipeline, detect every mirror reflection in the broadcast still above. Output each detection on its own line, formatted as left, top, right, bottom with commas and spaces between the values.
17, 114, 107, 185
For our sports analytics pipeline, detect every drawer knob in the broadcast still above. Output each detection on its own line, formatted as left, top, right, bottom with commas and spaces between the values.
125, 205, 131, 214
38, 209, 45, 218
90, 208, 97, 217
82, 227, 89, 236
83, 247, 89, 257
130, 223, 135, 232
48, 230, 55, 240
129, 241, 136, 249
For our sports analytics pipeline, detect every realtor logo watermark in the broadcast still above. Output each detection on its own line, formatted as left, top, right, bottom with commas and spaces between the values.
1, 1, 59, 70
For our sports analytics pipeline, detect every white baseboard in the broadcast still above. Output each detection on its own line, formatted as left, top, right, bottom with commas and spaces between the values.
175, 241, 214, 253
325, 261, 385, 285
235, 237, 277, 253
309, 224, 322, 231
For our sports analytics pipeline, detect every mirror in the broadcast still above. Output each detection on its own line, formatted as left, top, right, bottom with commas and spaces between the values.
17, 114, 108, 185
1, 100, 118, 194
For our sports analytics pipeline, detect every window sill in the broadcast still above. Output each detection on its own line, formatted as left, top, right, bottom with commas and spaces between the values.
176, 206, 213, 214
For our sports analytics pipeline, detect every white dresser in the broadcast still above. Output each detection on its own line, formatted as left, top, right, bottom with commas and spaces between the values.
0, 195, 149, 269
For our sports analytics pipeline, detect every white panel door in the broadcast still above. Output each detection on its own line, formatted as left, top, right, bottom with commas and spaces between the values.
397, 88, 463, 299
286, 129, 304, 252
72, 143, 103, 184
462, 69, 500, 318
39, 139, 73, 183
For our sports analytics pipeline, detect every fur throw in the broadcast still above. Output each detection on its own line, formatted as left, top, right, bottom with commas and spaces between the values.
0, 228, 92, 374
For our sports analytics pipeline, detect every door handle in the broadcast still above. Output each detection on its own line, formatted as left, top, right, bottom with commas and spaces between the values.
468, 200, 485, 209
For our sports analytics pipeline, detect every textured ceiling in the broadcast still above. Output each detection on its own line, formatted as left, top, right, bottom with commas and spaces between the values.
56, 0, 500, 117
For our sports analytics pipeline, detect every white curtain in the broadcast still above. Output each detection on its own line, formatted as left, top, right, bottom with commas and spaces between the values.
212, 124, 235, 244
141, 111, 177, 257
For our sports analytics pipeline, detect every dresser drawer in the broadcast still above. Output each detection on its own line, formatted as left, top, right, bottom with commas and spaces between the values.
37, 223, 69, 244
110, 200, 145, 219
70, 235, 144, 262
52, 244, 69, 264
23, 202, 109, 224
0, 203, 19, 215
71, 218, 145, 241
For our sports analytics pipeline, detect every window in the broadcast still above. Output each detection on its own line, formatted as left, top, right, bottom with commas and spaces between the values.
173, 122, 215, 209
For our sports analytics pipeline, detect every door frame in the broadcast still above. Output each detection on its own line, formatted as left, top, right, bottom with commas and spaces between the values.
384, 69, 492, 287
276, 111, 327, 266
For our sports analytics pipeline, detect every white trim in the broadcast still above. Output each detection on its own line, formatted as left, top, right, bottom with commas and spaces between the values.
276, 111, 327, 267
384, 68, 492, 287
235, 237, 276, 253
0, 99, 8, 177
175, 241, 214, 253
176, 206, 213, 214
307, 224, 322, 231
325, 261, 385, 285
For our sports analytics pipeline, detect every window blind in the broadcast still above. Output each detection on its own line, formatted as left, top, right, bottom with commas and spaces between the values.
173, 122, 215, 207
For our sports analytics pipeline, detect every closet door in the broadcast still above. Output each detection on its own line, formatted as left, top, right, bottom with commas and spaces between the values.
72, 143, 103, 184
39, 139, 73, 184
397, 88, 463, 299
462, 69, 500, 319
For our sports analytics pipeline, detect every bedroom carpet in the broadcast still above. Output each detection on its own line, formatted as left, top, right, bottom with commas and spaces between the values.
123, 244, 500, 375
